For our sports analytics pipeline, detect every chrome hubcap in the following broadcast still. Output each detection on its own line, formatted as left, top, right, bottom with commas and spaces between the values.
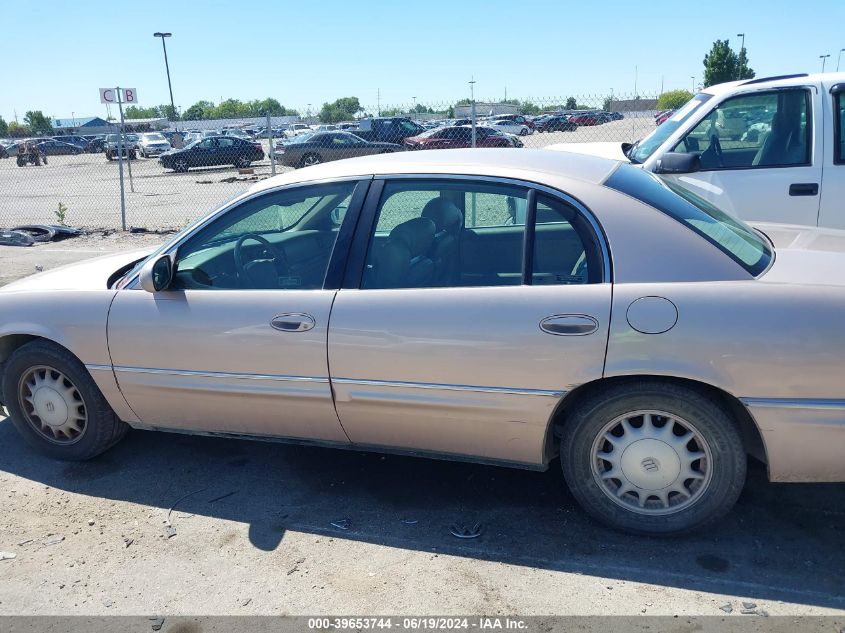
590, 410, 712, 515
19, 366, 87, 444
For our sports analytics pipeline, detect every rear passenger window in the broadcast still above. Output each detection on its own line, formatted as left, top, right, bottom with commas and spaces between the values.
361, 180, 602, 289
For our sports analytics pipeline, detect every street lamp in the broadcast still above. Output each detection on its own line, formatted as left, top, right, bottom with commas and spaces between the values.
691, 76, 696, 92
736, 33, 746, 79
838, 49, 844, 72
820, 54, 831, 73
412, 96, 416, 117
153, 32, 177, 129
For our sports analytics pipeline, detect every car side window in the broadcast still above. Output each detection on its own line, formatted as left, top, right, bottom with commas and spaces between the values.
360, 180, 602, 290
217, 138, 235, 149
674, 90, 810, 170
171, 181, 357, 290
198, 139, 215, 150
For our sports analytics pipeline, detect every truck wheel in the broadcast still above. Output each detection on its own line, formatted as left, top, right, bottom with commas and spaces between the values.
560, 381, 746, 535
300, 153, 322, 168
2, 340, 128, 461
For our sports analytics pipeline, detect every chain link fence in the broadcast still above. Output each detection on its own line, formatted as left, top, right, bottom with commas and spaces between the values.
0, 94, 660, 232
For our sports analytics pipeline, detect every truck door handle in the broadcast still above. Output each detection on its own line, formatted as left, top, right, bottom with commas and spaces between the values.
789, 183, 819, 196
270, 313, 315, 332
539, 315, 599, 336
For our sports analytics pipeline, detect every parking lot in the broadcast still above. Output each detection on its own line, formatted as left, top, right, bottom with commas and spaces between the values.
0, 115, 656, 231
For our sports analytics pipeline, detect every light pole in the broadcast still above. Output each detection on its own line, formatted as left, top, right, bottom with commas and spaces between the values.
820, 54, 831, 73
307, 104, 311, 122
736, 33, 746, 79
412, 96, 417, 118
469, 78, 477, 148
838, 49, 844, 72
153, 32, 177, 129
691, 76, 696, 93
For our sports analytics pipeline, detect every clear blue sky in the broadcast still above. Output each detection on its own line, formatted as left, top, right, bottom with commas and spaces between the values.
2, 0, 843, 122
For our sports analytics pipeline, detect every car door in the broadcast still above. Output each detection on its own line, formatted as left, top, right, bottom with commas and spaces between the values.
190, 137, 217, 168
107, 179, 368, 442
817, 82, 845, 228
328, 177, 612, 467
667, 88, 822, 226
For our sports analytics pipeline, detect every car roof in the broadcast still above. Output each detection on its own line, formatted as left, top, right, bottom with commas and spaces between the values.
701, 71, 845, 97
248, 148, 619, 195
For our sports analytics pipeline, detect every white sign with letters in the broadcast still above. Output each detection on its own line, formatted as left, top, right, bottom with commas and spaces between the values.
99, 88, 139, 104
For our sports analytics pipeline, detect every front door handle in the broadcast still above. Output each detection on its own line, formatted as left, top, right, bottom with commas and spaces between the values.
789, 183, 819, 196
539, 314, 599, 336
270, 313, 315, 332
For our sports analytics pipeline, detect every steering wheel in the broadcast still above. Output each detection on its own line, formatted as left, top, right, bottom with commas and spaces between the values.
709, 133, 724, 167
234, 233, 288, 287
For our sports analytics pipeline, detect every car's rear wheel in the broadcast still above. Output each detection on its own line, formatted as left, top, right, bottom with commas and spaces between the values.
560, 381, 746, 535
2, 341, 128, 460
519, 128, 528, 136
300, 153, 321, 168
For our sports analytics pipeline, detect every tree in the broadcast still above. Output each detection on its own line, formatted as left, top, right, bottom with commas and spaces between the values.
657, 89, 694, 110
319, 97, 362, 123
183, 100, 214, 121
124, 105, 160, 119
565, 97, 577, 110
521, 102, 541, 115
8, 122, 29, 137
0, 116, 7, 137
703, 39, 754, 87
23, 110, 53, 134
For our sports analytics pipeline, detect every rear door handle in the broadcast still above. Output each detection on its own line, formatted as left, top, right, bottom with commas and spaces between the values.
789, 183, 819, 196
270, 313, 315, 332
539, 314, 599, 336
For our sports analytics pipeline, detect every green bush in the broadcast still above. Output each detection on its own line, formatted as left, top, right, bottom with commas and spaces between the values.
657, 90, 693, 111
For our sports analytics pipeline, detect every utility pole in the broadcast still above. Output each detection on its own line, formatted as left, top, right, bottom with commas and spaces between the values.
736, 33, 746, 79
634, 65, 638, 98
691, 76, 696, 93
469, 77, 477, 148
153, 32, 178, 130
412, 96, 417, 118
377, 89, 380, 117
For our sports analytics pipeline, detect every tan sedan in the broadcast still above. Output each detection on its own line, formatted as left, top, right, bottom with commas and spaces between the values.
1, 149, 844, 535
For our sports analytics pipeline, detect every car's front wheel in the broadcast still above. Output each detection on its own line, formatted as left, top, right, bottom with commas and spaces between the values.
234, 156, 251, 168
172, 158, 189, 173
2, 341, 128, 460
560, 381, 746, 535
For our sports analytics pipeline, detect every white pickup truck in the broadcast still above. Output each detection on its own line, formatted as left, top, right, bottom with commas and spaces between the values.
549, 73, 845, 229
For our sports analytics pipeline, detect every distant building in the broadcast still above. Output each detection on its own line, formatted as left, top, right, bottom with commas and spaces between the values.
122, 117, 171, 132
52, 116, 117, 136
606, 98, 659, 112
453, 102, 520, 118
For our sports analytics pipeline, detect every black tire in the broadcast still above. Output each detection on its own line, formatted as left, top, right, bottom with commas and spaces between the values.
2, 340, 128, 461
299, 153, 322, 168
106, 151, 113, 161
10, 225, 57, 243
234, 156, 251, 168
172, 158, 189, 173
560, 381, 746, 535
16, 155, 25, 167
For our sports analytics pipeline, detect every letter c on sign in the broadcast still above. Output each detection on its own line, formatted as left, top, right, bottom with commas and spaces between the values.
103, 89, 114, 103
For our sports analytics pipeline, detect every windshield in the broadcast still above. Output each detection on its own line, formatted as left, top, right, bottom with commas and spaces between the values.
629, 93, 713, 164
606, 164, 772, 276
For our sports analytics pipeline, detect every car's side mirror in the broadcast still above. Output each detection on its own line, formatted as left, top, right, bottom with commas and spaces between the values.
138, 254, 174, 293
655, 152, 701, 174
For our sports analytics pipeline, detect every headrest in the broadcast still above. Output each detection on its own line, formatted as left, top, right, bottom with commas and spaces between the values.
421, 197, 463, 234
389, 217, 436, 257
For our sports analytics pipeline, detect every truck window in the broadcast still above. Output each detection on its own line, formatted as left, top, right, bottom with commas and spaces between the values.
674, 90, 810, 170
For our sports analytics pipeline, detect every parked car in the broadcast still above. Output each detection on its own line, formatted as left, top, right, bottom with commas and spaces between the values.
548, 72, 845, 229
36, 140, 83, 156
568, 112, 605, 126
137, 132, 171, 158
221, 128, 252, 139
403, 125, 520, 150
104, 134, 137, 160
52, 135, 90, 150
536, 115, 578, 133
273, 131, 402, 168
4, 148, 845, 536
490, 113, 536, 131
311, 125, 338, 132
284, 124, 313, 138
655, 109, 675, 126
159, 135, 264, 172
86, 136, 106, 153
606, 111, 625, 121
347, 117, 425, 144
486, 119, 531, 136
